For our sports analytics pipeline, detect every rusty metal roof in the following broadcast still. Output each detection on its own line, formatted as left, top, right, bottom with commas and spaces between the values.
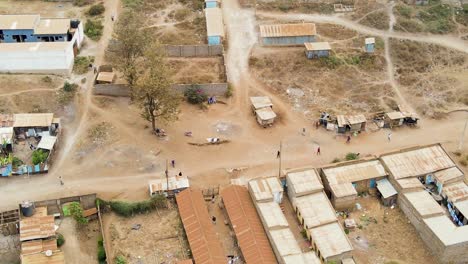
304, 42, 331, 51
21, 250, 64, 264
395, 178, 424, 191
336, 114, 366, 127
20, 215, 56, 242
259, 23, 316, 38
322, 160, 387, 185
21, 239, 57, 255
385, 111, 405, 120
329, 183, 357, 198
443, 181, 468, 203
434, 167, 464, 185
221, 185, 276, 264
176, 188, 226, 264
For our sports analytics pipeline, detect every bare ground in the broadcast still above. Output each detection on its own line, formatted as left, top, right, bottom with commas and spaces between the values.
169, 57, 225, 84
58, 218, 100, 264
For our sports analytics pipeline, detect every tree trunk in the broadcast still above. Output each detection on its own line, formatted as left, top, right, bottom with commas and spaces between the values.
151, 114, 156, 133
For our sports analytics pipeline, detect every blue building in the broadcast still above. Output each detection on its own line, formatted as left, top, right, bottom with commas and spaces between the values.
365, 37, 375, 53
259, 23, 316, 46
205, 0, 220, 8
0, 15, 76, 44
304, 42, 331, 59
205, 8, 224, 45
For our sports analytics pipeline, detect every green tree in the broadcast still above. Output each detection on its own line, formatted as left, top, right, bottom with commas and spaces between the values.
68, 202, 88, 225
133, 43, 179, 132
32, 150, 48, 165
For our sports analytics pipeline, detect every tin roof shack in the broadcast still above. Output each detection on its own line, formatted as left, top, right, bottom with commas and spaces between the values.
175, 188, 226, 264
321, 159, 388, 210
308, 222, 353, 262
383, 111, 418, 128
205, 0, 220, 8
248, 177, 283, 204
148, 175, 189, 197
205, 8, 224, 45
376, 178, 397, 206
259, 23, 316, 46
433, 167, 464, 195
304, 42, 331, 59
336, 115, 366, 133
220, 185, 277, 264
250, 96, 276, 127
13, 113, 60, 136
365, 37, 375, 53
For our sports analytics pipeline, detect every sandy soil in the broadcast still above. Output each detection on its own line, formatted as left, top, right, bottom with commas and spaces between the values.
169, 57, 225, 84
58, 218, 100, 264
341, 196, 435, 264
0, 0, 87, 19
0, 234, 20, 264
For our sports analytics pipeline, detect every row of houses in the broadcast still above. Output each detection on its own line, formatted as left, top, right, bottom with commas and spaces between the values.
0, 14, 84, 75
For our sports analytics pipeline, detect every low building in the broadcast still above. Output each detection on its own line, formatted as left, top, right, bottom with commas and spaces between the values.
95, 71, 116, 84
250, 96, 276, 127
285, 169, 323, 198
148, 175, 189, 197
259, 23, 316, 46
221, 185, 277, 264
13, 113, 60, 136
376, 178, 398, 206
336, 114, 366, 133
248, 177, 283, 203
434, 167, 464, 194
308, 222, 353, 262
304, 42, 331, 59
384, 111, 418, 128
321, 159, 388, 210
256, 201, 289, 230
205, 0, 220, 8
205, 8, 224, 45
175, 188, 226, 264
365, 37, 375, 53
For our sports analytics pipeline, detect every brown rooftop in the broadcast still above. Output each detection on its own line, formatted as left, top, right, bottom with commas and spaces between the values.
260, 23, 316, 38
20, 215, 56, 242
21, 239, 57, 255
176, 188, 226, 264
21, 250, 64, 264
221, 185, 277, 264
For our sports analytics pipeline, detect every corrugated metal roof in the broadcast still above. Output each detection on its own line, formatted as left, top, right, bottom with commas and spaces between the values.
248, 177, 283, 202
322, 160, 387, 185
269, 228, 302, 257
309, 222, 353, 259
286, 169, 323, 197
381, 145, 456, 179
376, 178, 397, 199
365, 37, 375, 44
21, 250, 64, 264
329, 183, 357, 198
424, 215, 468, 246
21, 239, 57, 255
255, 107, 276, 121
396, 178, 424, 190
259, 23, 316, 38
403, 190, 444, 219
205, 8, 224, 37
175, 188, 226, 264
283, 252, 321, 264
385, 111, 405, 120
35, 19, 70, 35
290, 192, 337, 229
37, 136, 57, 150
0, 14, 40, 30
256, 201, 289, 230
443, 181, 468, 202
14, 113, 54, 128
20, 215, 56, 242
304, 42, 331, 51
96, 72, 115, 83
149, 176, 189, 193
434, 167, 464, 185
336, 114, 366, 127
221, 186, 276, 264
250, 96, 273, 110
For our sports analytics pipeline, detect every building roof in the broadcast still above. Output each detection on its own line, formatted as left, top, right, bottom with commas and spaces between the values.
290, 192, 337, 229
286, 169, 323, 197
424, 215, 468, 246
434, 167, 464, 185
385, 111, 405, 120
0, 114, 14, 127
336, 114, 367, 126
21, 250, 65, 264
0, 42, 70, 53
322, 160, 387, 185
259, 23, 316, 38
250, 96, 273, 110
37, 136, 57, 150
96, 72, 115, 83
283, 252, 321, 264
21, 239, 57, 255
269, 228, 302, 257
248, 177, 283, 202
0, 14, 40, 30
365, 37, 375, 44
381, 144, 456, 180
175, 188, 226, 264
443, 181, 468, 203
453, 200, 468, 222
376, 178, 397, 199
255, 107, 276, 121
309, 222, 353, 259
342, 258, 357, 264
205, 8, 224, 37
329, 183, 357, 198
256, 201, 289, 230
403, 190, 445, 219
304, 42, 331, 51
35, 18, 70, 35
149, 176, 189, 193
0, 127, 14, 144
221, 186, 277, 264
395, 178, 424, 191
20, 215, 56, 242
13, 113, 54, 128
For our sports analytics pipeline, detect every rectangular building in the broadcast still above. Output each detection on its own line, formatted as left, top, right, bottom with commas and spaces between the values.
286, 169, 323, 198
259, 23, 316, 46
309, 222, 353, 262
248, 177, 283, 203
205, 8, 224, 45
304, 42, 331, 59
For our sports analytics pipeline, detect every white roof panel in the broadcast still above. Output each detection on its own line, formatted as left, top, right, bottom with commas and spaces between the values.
37, 136, 57, 150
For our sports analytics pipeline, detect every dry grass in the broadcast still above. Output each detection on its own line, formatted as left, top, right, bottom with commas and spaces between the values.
358, 10, 389, 30
168, 57, 224, 84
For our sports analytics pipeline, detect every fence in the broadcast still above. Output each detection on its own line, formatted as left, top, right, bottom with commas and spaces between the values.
94, 84, 131, 97
94, 83, 229, 97
164, 45, 223, 57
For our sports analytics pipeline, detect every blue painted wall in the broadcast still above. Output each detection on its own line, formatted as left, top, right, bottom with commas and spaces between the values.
262, 35, 315, 46
1, 29, 67, 43
306, 50, 329, 59
208, 35, 221, 45
205, 1, 218, 8
365, 43, 375, 53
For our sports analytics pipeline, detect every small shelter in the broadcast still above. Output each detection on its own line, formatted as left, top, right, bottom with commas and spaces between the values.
259, 23, 316, 46
205, 0, 220, 8
384, 111, 418, 128
250, 96, 276, 127
37, 135, 57, 151
148, 175, 189, 197
376, 178, 397, 206
304, 42, 331, 59
250, 96, 273, 110
205, 8, 224, 45
95, 71, 115, 84
365, 38, 375, 53
336, 114, 366, 133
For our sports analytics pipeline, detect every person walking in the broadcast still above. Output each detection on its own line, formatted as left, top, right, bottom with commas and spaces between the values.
277, 150, 281, 158
178, 172, 182, 177
316, 146, 321, 155
346, 135, 351, 144
302, 128, 306, 136
171, 160, 175, 168
387, 132, 392, 142
212, 216, 217, 224
211, 194, 215, 204
58, 176, 64, 186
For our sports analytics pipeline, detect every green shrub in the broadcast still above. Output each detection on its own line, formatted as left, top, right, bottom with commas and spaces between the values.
300, 229, 308, 239
73, 56, 93, 74
418, 4, 455, 33
344, 228, 349, 234
87, 3, 105, 16
84, 19, 104, 40
57, 233, 65, 247
63, 82, 77, 93
32, 149, 49, 165
225, 84, 233, 98
332, 158, 341, 163
174, 8, 190, 21
97, 236, 106, 262
12, 157, 23, 168
122, 0, 143, 8
98, 195, 167, 217
41, 76, 52, 83
184, 86, 207, 104
460, 159, 467, 167
396, 5, 413, 18
73, 0, 93, 6
58, 82, 79, 104
68, 202, 89, 225
345, 152, 359, 161
279, 3, 292, 12
115, 255, 127, 264
320, 55, 342, 69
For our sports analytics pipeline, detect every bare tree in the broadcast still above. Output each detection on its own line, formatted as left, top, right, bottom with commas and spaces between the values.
133, 43, 179, 132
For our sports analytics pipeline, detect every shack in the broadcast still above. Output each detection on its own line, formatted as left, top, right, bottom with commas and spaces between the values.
148, 175, 189, 197
259, 23, 316, 46
304, 42, 331, 59
365, 37, 375, 53
308, 222, 353, 262
250, 96, 276, 127
205, 0, 220, 8
95, 71, 115, 84
336, 114, 366, 133
384, 111, 418, 128
376, 178, 398, 206
205, 8, 224, 45
13, 113, 60, 136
